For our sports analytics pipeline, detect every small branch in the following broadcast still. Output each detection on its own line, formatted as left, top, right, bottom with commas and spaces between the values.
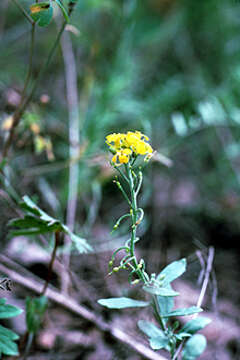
0, 259, 167, 360
41, 231, 61, 295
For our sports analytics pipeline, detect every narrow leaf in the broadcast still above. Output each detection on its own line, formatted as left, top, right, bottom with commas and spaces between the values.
98, 297, 149, 309
162, 306, 203, 318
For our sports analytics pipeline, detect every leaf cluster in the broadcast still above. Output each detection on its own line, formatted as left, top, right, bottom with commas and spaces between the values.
0, 298, 23, 357
99, 259, 211, 359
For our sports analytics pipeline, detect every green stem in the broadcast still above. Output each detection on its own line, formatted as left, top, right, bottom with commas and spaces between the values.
125, 163, 146, 283
153, 295, 167, 332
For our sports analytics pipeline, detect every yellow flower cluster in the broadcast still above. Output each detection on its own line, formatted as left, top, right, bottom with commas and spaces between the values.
106, 131, 153, 165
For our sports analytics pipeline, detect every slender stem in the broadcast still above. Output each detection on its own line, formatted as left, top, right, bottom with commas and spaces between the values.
153, 295, 167, 332
11, 0, 34, 24
22, 332, 34, 360
41, 231, 60, 295
125, 163, 146, 283
115, 166, 129, 184
114, 180, 132, 207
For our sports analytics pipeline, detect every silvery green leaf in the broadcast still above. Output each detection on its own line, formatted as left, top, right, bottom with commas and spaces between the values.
181, 317, 212, 335
98, 297, 149, 309
157, 258, 186, 284
182, 334, 207, 360
162, 306, 203, 318
143, 285, 179, 296
138, 320, 169, 350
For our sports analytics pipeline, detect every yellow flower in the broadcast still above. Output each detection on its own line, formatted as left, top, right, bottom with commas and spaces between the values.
112, 148, 132, 166
106, 133, 125, 150
106, 130, 153, 165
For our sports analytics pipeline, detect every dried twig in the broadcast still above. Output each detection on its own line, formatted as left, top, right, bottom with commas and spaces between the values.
60, 30, 80, 294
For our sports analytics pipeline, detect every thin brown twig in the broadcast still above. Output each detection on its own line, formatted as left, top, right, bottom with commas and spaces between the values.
40, 231, 61, 295
0, 258, 167, 360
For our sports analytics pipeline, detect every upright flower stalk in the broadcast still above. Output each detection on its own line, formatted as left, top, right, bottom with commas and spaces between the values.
101, 131, 210, 360
106, 131, 153, 284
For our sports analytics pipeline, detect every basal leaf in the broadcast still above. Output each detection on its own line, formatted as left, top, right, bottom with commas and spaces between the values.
30, 2, 53, 27
182, 334, 207, 360
98, 297, 149, 309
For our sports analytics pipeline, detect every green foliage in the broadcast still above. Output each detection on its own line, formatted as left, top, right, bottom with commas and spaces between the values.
0, 299, 23, 357
55, 0, 70, 22
143, 285, 179, 297
26, 296, 48, 334
9, 196, 92, 253
138, 320, 168, 350
157, 258, 187, 284
180, 317, 212, 335
182, 334, 207, 360
0, 298, 23, 319
161, 306, 203, 318
30, 2, 53, 27
97, 297, 149, 309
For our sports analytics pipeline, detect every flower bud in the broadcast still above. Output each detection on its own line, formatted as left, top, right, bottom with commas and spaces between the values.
113, 267, 120, 273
